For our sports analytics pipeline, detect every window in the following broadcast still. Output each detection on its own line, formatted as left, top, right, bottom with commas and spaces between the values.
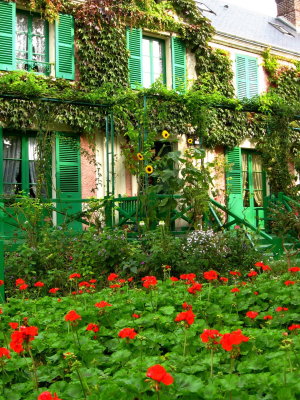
2, 132, 47, 198
0, 1, 75, 79
236, 55, 259, 100
142, 37, 166, 88
127, 28, 186, 91
16, 11, 49, 74
242, 151, 265, 208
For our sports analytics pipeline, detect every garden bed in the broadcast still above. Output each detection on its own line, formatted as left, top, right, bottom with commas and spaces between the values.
0, 265, 299, 400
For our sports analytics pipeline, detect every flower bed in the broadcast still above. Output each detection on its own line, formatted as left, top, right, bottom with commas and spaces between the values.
0, 266, 299, 400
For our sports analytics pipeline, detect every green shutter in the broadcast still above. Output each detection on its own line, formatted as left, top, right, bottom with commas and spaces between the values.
226, 147, 243, 218
171, 37, 186, 93
0, 1, 16, 71
236, 55, 258, 99
56, 133, 82, 230
126, 27, 142, 88
55, 14, 74, 80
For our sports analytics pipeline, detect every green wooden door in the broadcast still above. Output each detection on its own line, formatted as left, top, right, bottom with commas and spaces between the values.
241, 150, 266, 228
56, 133, 82, 231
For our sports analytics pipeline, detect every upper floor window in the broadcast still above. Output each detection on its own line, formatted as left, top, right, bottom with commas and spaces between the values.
236, 55, 259, 100
127, 28, 186, 92
142, 37, 166, 88
0, 1, 75, 80
16, 11, 49, 74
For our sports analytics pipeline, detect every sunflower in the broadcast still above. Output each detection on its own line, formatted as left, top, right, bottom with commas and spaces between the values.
145, 165, 154, 174
137, 152, 144, 161
187, 138, 193, 144
162, 130, 170, 139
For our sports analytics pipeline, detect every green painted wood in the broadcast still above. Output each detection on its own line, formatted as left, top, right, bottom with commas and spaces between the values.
236, 54, 258, 99
0, 240, 4, 302
55, 133, 82, 230
55, 14, 75, 80
226, 147, 243, 219
126, 27, 142, 88
171, 37, 186, 93
0, 1, 16, 71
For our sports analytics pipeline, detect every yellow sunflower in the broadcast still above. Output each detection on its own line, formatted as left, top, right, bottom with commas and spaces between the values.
137, 152, 144, 161
145, 165, 154, 174
187, 138, 193, 144
162, 130, 170, 139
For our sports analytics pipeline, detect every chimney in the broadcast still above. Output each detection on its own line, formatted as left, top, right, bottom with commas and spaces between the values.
275, 0, 300, 30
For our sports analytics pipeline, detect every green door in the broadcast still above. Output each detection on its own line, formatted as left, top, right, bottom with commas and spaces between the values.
242, 150, 266, 228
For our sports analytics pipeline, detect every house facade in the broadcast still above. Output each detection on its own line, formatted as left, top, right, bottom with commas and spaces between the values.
0, 0, 299, 236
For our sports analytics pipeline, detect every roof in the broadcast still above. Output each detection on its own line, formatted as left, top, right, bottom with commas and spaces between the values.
196, 0, 300, 55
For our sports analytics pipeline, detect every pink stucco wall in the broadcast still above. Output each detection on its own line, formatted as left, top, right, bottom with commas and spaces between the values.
80, 136, 96, 198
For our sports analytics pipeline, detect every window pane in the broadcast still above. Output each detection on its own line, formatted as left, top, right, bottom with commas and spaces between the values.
16, 14, 28, 70
32, 18, 45, 36
142, 38, 150, 56
3, 136, 22, 195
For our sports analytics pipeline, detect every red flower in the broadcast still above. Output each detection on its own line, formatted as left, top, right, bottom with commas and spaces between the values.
174, 310, 195, 326
146, 364, 173, 385
254, 261, 265, 267
49, 288, 60, 294
15, 278, 25, 286
187, 282, 202, 294
95, 301, 112, 308
284, 280, 295, 286
276, 307, 288, 312
254, 291, 259, 295
89, 279, 97, 283
132, 313, 141, 318
182, 302, 193, 310
127, 277, 134, 282
261, 265, 271, 271
288, 324, 300, 330
203, 270, 219, 280
0, 347, 11, 359
38, 392, 63, 400
231, 288, 240, 293
220, 277, 228, 283
64, 310, 81, 322
34, 281, 44, 287
78, 281, 91, 288
69, 273, 81, 280
288, 267, 300, 272
170, 277, 179, 282
9, 322, 19, 330
110, 284, 121, 289
86, 323, 99, 333
220, 329, 249, 351
180, 273, 196, 282
246, 311, 259, 319
0, 280, 4, 285
19, 284, 28, 290
142, 276, 158, 289
200, 329, 222, 344
247, 270, 257, 277
230, 271, 241, 276
107, 273, 119, 281
118, 328, 137, 339
10, 326, 38, 353
263, 315, 273, 320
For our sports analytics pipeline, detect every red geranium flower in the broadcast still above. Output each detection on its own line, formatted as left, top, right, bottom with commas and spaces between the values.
89, 279, 97, 283
146, 364, 173, 385
220, 329, 249, 351
34, 281, 44, 287
10, 326, 38, 353
175, 310, 195, 326
254, 261, 265, 268
127, 277, 134, 282
182, 302, 193, 310
19, 284, 28, 290
200, 329, 222, 344
170, 277, 179, 282
231, 288, 240, 293
230, 271, 241, 276
69, 273, 81, 280
247, 270, 257, 277
288, 324, 300, 330
107, 273, 119, 281
132, 313, 141, 318
254, 291, 259, 295
288, 267, 300, 272
180, 273, 196, 282
203, 270, 219, 280
0, 280, 4, 285
276, 307, 288, 312
263, 315, 273, 320
0, 347, 11, 359
246, 311, 259, 319
78, 281, 91, 288
64, 310, 81, 322
141, 276, 157, 289
118, 328, 137, 339
284, 280, 295, 286
15, 278, 25, 286
49, 288, 60, 294
220, 277, 228, 283
9, 322, 19, 330
86, 323, 99, 333
188, 282, 202, 294
95, 301, 112, 308
38, 392, 63, 400
261, 265, 271, 271
110, 284, 121, 289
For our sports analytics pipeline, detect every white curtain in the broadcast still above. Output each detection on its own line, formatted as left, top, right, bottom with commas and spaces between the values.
252, 154, 263, 207
3, 137, 21, 195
